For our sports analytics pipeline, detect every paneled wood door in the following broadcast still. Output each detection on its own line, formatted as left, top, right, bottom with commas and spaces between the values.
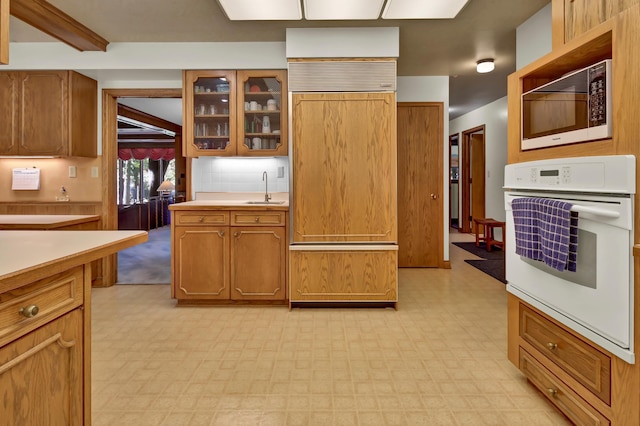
397, 103, 444, 267
291, 92, 397, 243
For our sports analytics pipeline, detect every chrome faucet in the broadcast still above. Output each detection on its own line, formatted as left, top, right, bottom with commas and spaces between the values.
263, 171, 271, 202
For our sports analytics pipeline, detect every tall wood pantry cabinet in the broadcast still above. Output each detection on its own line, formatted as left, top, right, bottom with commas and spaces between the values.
183, 69, 287, 157
0, 70, 97, 157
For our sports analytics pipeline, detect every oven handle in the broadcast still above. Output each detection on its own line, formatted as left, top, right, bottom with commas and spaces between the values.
506, 199, 620, 218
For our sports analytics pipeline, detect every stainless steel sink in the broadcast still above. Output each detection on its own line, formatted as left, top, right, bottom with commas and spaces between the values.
245, 200, 286, 204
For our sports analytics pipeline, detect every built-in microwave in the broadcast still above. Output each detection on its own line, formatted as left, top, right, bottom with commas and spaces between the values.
521, 59, 612, 151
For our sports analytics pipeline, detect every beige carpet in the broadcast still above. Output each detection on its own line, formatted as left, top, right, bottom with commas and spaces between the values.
117, 226, 171, 284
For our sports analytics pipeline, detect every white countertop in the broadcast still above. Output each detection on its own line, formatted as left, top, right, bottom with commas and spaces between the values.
0, 230, 147, 281
0, 214, 99, 225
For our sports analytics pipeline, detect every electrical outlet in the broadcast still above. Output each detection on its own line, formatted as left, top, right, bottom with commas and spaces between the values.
69, 166, 77, 178
91, 166, 99, 178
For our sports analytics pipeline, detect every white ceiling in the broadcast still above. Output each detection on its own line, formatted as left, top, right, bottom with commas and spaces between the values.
9, 0, 550, 120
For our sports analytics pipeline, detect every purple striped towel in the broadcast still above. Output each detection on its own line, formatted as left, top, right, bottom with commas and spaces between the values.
511, 197, 578, 272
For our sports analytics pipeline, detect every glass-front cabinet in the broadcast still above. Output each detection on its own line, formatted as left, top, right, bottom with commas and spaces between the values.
183, 69, 287, 157
236, 70, 287, 157
184, 70, 236, 157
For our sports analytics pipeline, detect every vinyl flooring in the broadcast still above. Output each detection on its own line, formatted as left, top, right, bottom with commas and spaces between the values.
91, 231, 571, 425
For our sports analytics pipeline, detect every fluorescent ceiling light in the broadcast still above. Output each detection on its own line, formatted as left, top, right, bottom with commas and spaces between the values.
304, 0, 385, 20
382, 0, 470, 19
476, 59, 495, 73
217, 0, 302, 20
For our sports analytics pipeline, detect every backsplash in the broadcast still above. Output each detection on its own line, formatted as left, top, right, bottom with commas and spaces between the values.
191, 157, 289, 197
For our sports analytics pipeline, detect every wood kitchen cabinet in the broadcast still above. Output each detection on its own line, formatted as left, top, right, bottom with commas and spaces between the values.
183, 69, 287, 157
0, 266, 85, 426
507, 5, 640, 424
172, 211, 230, 300
0, 70, 97, 157
230, 211, 286, 301
236, 70, 288, 157
291, 92, 397, 243
171, 208, 287, 304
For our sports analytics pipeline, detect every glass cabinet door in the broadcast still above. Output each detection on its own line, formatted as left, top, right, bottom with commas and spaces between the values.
236, 70, 288, 156
184, 70, 236, 156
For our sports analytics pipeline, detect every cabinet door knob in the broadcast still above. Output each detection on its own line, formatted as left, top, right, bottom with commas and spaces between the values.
546, 388, 558, 398
19, 304, 40, 318
430, 193, 438, 199
198, 216, 205, 222
218, 230, 225, 237
546, 342, 558, 350
234, 231, 239, 237
254, 217, 260, 223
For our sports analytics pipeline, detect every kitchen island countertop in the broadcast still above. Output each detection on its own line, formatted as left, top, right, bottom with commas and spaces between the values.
0, 230, 147, 289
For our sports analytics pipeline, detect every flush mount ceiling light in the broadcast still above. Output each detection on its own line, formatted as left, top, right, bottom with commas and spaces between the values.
382, 0, 470, 19
476, 58, 495, 73
304, 0, 385, 20
217, 0, 302, 20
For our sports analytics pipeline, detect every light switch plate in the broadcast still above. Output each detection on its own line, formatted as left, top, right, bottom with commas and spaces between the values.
91, 166, 99, 178
277, 166, 285, 178
69, 166, 77, 178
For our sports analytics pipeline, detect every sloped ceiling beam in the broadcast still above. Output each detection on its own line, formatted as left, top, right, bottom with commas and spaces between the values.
10, 0, 108, 51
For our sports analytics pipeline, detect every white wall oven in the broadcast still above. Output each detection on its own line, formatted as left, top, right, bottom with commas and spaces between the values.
504, 155, 635, 363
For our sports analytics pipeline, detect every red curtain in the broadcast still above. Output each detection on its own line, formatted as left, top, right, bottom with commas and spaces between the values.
118, 148, 175, 161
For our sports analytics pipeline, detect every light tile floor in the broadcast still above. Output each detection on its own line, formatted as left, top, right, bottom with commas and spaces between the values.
92, 232, 571, 425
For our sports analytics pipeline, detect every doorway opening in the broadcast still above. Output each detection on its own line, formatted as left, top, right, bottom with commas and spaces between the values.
460, 125, 486, 234
101, 89, 183, 286
449, 133, 459, 230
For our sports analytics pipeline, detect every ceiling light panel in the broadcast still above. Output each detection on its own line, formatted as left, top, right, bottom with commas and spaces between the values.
304, 0, 385, 20
218, 0, 302, 20
382, 0, 470, 19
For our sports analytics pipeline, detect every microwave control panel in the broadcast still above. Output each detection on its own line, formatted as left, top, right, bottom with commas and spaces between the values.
589, 61, 607, 126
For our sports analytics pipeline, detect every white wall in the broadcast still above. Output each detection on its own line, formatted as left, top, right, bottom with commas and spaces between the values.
516, 3, 553, 69
450, 97, 509, 228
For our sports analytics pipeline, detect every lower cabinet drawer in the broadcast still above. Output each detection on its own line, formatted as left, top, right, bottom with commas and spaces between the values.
174, 211, 229, 226
519, 304, 611, 404
0, 266, 84, 346
231, 211, 285, 226
520, 349, 609, 426
289, 249, 397, 302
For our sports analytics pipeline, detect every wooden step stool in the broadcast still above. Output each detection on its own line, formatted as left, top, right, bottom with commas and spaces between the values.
473, 218, 505, 251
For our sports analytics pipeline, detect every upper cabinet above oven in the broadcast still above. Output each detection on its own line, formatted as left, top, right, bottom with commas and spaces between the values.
507, 3, 640, 165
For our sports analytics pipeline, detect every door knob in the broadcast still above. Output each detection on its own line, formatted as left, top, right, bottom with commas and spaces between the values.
430, 193, 438, 199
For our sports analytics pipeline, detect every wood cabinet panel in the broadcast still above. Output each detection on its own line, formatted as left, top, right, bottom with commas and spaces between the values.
520, 305, 611, 404
231, 227, 286, 300
173, 226, 230, 300
289, 249, 397, 303
0, 70, 97, 157
562, 0, 639, 43
520, 349, 609, 426
0, 309, 83, 426
0, 72, 18, 154
291, 92, 397, 243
